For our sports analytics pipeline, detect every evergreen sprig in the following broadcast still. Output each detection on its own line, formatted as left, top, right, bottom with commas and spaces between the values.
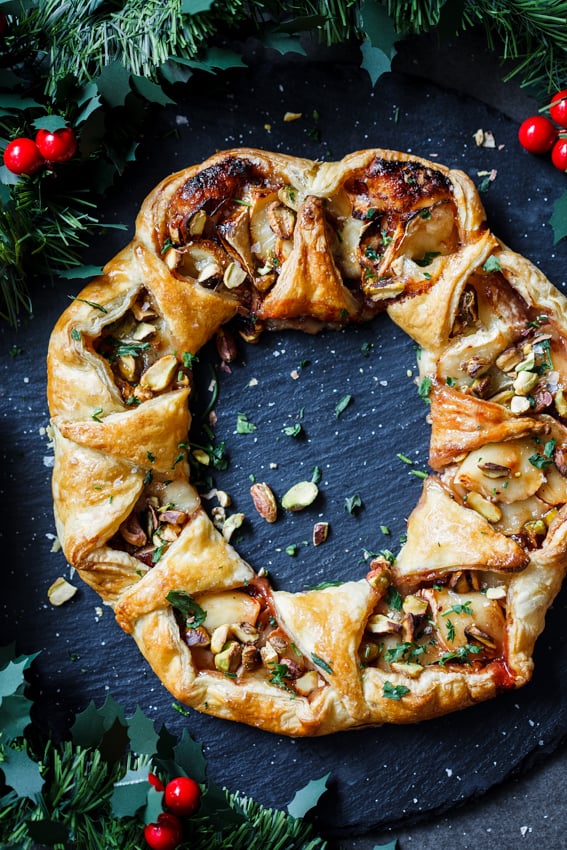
0, 647, 333, 850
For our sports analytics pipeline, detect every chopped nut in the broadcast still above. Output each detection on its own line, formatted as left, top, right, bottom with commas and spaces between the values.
312, 521, 329, 546
513, 370, 538, 396
390, 661, 423, 678
241, 645, 262, 671
554, 446, 567, 476
215, 328, 238, 363
230, 622, 259, 644
139, 354, 178, 393
260, 643, 279, 665
281, 481, 318, 511
216, 490, 232, 508
267, 201, 296, 239
460, 356, 491, 378
278, 185, 301, 211
210, 624, 230, 654
365, 561, 392, 594
223, 261, 247, 289
510, 395, 531, 414
555, 388, 567, 417
496, 347, 522, 373
184, 625, 210, 647
294, 670, 319, 695
402, 595, 429, 616
360, 640, 380, 664
477, 461, 511, 479
120, 513, 147, 547
283, 111, 302, 122
192, 448, 210, 466
117, 354, 138, 381
132, 322, 156, 341
222, 512, 245, 541
366, 614, 403, 635
189, 209, 207, 236
464, 623, 497, 649
268, 634, 288, 654
48, 576, 78, 606
250, 482, 278, 523
214, 641, 242, 673
486, 585, 507, 600
465, 491, 502, 523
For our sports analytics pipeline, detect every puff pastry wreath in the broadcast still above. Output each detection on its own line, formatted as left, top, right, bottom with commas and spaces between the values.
47, 147, 567, 736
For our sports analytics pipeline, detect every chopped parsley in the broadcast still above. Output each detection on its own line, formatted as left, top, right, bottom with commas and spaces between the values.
385, 585, 403, 611
441, 601, 473, 617
311, 653, 333, 675
383, 681, 410, 700
235, 413, 257, 434
335, 394, 353, 418
344, 494, 363, 515
166, 590, 207, 629
283, 423, 302, 437
418, 376, 433, 403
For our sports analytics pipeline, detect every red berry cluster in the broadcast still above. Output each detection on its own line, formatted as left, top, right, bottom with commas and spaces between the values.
518, 89, 567, 172
144, 774, 202, 850
3, 127, 78, 176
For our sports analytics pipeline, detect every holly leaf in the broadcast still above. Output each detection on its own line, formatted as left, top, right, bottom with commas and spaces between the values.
199, 777, 246, 827
111, 762, 154, 818
1, 746, 43, 800
143, 785, 165, 825
0, 656, 32, 699
360, 39, 393, 86
127, 706, 160, 756
173, 728, 207, 783
131, 75, 175, 106
32, 114, 68, 132
181, 0, 214, 12
286, 773, 330, 819
0, 693, 33, 741
359, 0, 398, 53
26, 820, 69, 845
0, 93, 43, 111
550, 189, 567, 243
70, 694, 126, 748
262, 31, 307, 56
173, 46, 245, 74
95, 62, 132, 108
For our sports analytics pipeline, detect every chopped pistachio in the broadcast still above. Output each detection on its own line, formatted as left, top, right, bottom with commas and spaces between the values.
281, 481, 318, 511
510, 395, 531, 414
466, 491, 502, 523
366, 614, 403, 635
210, 624, 231, 655
48, 577, 78, 606
390, 661, 424, 678
223, 261, 247, 289
513, 370, 538, 396
222, 512, 245, 541
214, 641, 242, 673
402, 595, 429, 616
139, 354, 178, 392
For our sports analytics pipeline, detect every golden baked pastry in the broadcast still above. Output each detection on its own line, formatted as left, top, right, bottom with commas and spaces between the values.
47, 147, 567, 736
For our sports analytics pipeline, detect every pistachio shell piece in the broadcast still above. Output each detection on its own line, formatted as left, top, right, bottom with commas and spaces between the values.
281, 481, 318, 511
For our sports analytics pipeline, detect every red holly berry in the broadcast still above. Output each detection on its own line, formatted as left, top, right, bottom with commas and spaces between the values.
163, 776, 201, 817
143, 813, 183, 850
3, 137, 44, 175
518, 115, 557, 155
549, 89, 567, 129
35, 127, 78, 163
148, 772, 165, 792
551, 137, 567, 172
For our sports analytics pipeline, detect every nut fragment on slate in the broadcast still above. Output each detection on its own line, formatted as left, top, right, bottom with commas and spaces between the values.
313, 521, 329, 546
222, 512, 245, 541
281, 481, 318, 511
250, 482, 278, 523
48, 576, 78, 606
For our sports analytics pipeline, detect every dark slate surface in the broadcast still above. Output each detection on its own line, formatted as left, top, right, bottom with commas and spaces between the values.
1, 36, 566, 843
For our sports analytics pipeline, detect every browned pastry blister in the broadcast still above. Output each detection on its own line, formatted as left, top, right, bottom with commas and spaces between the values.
47, 147, 567, 735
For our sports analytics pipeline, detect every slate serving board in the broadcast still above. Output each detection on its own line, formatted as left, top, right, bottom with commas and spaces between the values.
1, 45, 566, 838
